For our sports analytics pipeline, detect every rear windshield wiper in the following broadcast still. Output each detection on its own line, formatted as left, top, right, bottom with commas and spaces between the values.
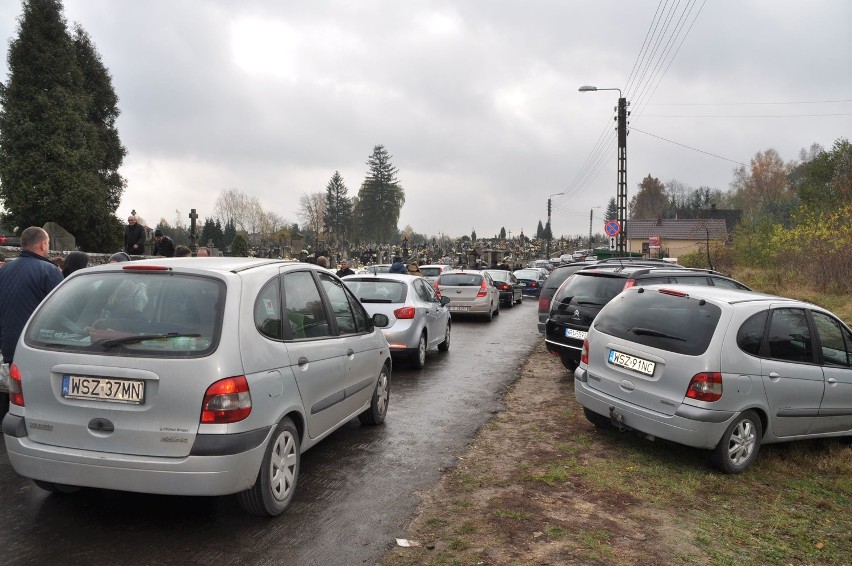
98, 333, 201, 349
360, 298, 393, 303
576, 300, 604, 306
628, 327, 686, 341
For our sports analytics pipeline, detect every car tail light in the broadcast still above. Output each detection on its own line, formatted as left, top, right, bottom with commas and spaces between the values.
538, 296, 551, 312
623, 278, 636, 289
433, 280, 442, 297
660, 288, 689, 298
9, 363, 24, 407
201, 376, 252, 423
497, 283, 509, 291
685, 372, 722, 402
476, 279, 488, 298
529, 281, 539, 288
580, 340, 589, 365
394, 306, 416, 319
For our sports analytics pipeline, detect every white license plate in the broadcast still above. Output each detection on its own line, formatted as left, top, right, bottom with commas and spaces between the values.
62, 375, 145, 404
448, 305, 469, 312
608, 350, 656, 376
565, 328, 587, 340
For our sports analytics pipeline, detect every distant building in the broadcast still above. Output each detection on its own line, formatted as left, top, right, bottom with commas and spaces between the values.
626, 218, 728, 259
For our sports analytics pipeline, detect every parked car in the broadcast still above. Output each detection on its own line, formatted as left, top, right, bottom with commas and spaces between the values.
545, 265, 752, 371
343, 273, 451, 369
536, 262, 596, 333
575, 285, 852, 473
419, 264, 452, 284
435, 270, 500, 321
366, 264, 392, 274
482, 269, 523, 307
2, 258, 392, 516
513, 268, 548, 297
528, 259, 554, 272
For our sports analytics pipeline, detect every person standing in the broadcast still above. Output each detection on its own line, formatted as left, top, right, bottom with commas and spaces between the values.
0, 227, 63, 413
196, 247, 210, 257
336, 259, 355, 277
124, 215, 146, 256
389, 257, 407, 274
152, 229, 175, 257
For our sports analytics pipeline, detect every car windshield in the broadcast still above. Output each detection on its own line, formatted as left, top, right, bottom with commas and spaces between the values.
514, 270, 541, 279
343, 279, 408, 303
25, 271, 224, 356
594, 289, 722, 356
439, 273, 483, 286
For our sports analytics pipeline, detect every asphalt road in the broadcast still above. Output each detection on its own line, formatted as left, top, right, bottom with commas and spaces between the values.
0, 299, 542, 566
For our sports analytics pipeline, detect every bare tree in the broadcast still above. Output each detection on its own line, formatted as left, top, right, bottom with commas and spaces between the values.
298, 192, 326, 244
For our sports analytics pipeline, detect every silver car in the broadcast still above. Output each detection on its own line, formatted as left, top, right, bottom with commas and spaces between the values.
575, 285, 852, 473
435, 270, 500, 321
343, 273, 451, 369
418, 264, 452, 284
2, 258, 391, 516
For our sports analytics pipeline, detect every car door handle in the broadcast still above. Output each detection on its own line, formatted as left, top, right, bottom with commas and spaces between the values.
768, 372, 780, 380
827, 377, 837, 385
347, 348, 355, 357
298, 356, 309, 367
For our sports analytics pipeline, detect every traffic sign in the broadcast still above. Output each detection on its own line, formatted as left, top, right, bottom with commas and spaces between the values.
604, 220, 620, 236
609, 237, 616, 250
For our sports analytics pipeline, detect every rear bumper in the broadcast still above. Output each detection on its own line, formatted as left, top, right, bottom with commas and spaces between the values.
3, 413, 273, 496
573, 367, 734, 450
545, 337, 580, 361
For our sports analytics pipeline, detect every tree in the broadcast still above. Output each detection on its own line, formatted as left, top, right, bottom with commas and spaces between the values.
230, 233, 249, 257
730, 148, 796, 224
629, 175, 671, 219
0, 0, 127, 251
792, 138, 852, 213
298, 192, 325, 246
353, 145, 405, 242
499, 227, 506, 239
535, 220, 544, 239
604, 197, 617, 221
323, 171, 352, 245
471, 229, 477, 241
223, 219, 236, 249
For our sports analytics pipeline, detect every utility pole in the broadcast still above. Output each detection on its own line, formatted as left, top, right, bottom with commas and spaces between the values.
547, 192, 563, 258
616, 96, 628, 254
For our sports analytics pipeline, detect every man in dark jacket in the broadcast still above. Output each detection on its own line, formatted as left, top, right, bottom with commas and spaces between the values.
152, 229, 175, 257
124, 215, 146, 256
388, 257, 407, 274
0, 227, 63, 411
336, 259, 355, 277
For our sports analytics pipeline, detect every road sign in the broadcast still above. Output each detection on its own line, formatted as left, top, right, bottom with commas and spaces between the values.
609, 237, 616, 250
604, 220, 621, 237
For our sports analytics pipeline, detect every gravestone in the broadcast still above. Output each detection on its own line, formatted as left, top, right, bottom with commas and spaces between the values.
43, 222, 75, 251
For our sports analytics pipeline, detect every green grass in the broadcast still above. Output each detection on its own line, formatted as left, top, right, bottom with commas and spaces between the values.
492, 509, 531, 520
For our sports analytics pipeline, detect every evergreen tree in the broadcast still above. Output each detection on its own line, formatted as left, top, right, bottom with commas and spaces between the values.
605, 197, 617, 221
0, 0, 126, 251
499, 227, 506, 239
323, 171, 352, 244
354, 145, 405, 242
223, 219, 236, 248
471, 229, 477, 241
536, 220, 544, 239
230, 233, 249, 257
543, 221, 553, 241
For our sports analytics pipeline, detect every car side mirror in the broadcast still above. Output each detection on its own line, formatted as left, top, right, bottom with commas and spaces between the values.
439, 296, 451, 306
372, 313, 390, 328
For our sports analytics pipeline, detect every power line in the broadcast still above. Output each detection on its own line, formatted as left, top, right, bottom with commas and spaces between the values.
629, 126, 746, 165
640, 113, 852, 118
645, 99, 852, 106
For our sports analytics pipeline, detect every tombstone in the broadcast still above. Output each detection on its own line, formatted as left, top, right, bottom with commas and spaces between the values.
43, 222, 76, 251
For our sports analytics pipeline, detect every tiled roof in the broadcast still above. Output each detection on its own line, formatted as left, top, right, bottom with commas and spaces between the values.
626, 218, 728, 240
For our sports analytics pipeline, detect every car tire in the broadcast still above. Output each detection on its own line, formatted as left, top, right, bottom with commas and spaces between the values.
494, 302, 500, 316
410, 333, 427, 370
0, 392, 9, 416
712, 410, 762, 474
437, 321, 451, 352
359, 363, 390, 425
559, 352, 578, 372
484, 306, 493, 322
33, 480, 82, 494
583, 407, 615, 430
505, 296, 514, 308
238, 417, 300, 517
516, 293, 523, 304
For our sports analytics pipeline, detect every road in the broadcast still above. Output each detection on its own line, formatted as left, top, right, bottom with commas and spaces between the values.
0, 300, 541, 565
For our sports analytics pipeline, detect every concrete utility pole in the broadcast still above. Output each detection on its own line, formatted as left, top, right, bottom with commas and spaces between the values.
579, 86, 629, 254
547, 192, 563, 258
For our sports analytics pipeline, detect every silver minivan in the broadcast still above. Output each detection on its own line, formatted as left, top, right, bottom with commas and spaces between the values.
2, 258, 392, 515
575, 285, 852, 473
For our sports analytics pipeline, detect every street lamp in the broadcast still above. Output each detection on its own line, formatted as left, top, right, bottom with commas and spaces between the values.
579, 85, 628, 254
589, 206, 601, 251
547, 192, 563, 258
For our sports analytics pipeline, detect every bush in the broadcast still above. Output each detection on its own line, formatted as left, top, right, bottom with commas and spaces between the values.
230, 233, 249, 257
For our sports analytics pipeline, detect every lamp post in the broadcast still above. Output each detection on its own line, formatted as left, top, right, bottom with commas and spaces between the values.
589, 206, 601, 251
579, 85, 628, 254
547, 192, 563, 259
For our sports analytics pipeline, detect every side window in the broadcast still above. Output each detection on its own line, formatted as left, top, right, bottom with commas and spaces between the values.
737, 310, 768, 356
767, 308, 814, 363
413, 280, 430, 302
635, 276, 670, 286
283, 271, 330, 339
345, 286, 369, 332
318, 273, 358, 335
254, 277, 282, 340
670, 275, 711, 286
711, 277, 745, 290
811, 311, 851, 367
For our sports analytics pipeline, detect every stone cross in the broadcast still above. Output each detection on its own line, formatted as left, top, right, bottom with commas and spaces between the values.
188, 208, 198, 250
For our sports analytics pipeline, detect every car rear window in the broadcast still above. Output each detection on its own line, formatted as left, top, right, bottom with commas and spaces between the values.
26, 272, 224, 356
514, 270, 541, 279
552, 272, 627, 309
543, 265, 588, 291
419, 267, 443, 277
343, 278, 408, 303
438, 273, 483, 286
594, 289, 722, 356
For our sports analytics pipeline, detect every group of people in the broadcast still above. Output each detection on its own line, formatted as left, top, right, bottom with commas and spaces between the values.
127, 215, 210, 258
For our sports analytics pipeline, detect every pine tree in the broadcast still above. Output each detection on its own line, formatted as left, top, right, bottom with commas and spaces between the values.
354, 145, 405, 242
536, 220, 544, 239
605, 197, 617, 221
223, 219, 237, 248
499, 227, 506, 239
323, 171, 352, 245
0, 0, 126, 251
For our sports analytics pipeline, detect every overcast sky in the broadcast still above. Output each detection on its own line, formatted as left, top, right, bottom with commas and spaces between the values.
2, 0, 850, 239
